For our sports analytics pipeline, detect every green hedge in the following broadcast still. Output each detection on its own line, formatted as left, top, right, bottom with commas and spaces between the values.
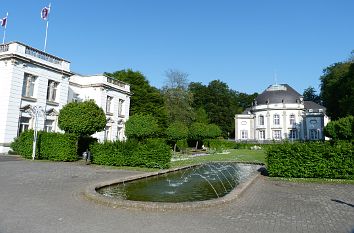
91, 139, 171, 169
11, 130, 78, 161
266, 141, 354, 179
203, 139, 270, 151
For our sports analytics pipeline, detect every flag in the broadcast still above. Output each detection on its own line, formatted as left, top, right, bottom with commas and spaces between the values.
0, 16, 7, 28
41, 5, 50, 20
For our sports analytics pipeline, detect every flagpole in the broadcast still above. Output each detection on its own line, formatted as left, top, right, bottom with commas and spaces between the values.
43, 3, 51, 52
44, 20, 49, 52
2, 12, 8, 44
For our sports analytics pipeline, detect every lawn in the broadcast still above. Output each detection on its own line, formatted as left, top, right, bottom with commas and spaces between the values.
170, 149, 265, 168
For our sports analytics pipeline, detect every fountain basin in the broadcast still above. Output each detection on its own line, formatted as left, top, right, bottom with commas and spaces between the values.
84, 163, 263, 210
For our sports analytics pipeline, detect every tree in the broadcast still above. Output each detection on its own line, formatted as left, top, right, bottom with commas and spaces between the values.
162, 69, 195, 125
125, 114, 160, 141
105, 69, 168, 128
166, 122, 189, 152
320, 61, 354, 119
58, 100, 106, 136
205, 124, 222, 139
303, 86, 321, 104
324, 115, 354, 140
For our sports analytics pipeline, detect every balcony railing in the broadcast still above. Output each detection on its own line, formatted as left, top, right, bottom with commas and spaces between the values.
0, 44, 9, 52
107, 77, 126, 88
25, 46, 62, 65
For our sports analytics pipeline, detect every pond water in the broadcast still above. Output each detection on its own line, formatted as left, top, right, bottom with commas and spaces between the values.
97, 163, 260, 203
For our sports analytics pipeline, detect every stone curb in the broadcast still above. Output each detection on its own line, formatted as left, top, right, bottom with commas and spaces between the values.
83, 164, 262, 211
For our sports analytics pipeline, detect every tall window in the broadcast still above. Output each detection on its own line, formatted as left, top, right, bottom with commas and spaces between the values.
273, 114, 280, 125
241, 130, 248, 139
259, 115, 264, 125
104, 126, 111, 141
44, 119, 54, 132
289, 114, 296, 125
310, 129, 319, 140
47, 80, 58, 102
118, 99, 124, 116
289, 129, 297, 139
273, 130, 282, 140
22, 74, 36, 97
106, 96, 113, 114
259, 130, 265, 140
18, 117, 30, 135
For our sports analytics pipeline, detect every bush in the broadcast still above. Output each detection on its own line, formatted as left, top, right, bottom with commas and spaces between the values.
266, 141, 354, 179
11, 131, 78, 161
91, 139, 171, 169
324, 115, 354, 140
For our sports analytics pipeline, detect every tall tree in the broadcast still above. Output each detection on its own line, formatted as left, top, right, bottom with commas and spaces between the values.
320, 62, 354, 119
303, 86, 321, 104
162, 69, 194, 126
105, 69, 167, 128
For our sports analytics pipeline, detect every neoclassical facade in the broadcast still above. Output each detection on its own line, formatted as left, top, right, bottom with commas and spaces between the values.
235, 84, 329, 142
0, 42, 131, 153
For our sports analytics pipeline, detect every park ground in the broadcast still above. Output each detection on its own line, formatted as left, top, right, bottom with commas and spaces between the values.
0, 155, 353, 233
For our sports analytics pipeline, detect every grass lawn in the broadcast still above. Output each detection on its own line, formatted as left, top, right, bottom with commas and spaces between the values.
170, 149, 265, 168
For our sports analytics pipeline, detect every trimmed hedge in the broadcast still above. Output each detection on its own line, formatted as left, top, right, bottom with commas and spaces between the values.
11, 130, 78, 161
266, 141, 354, 179
91, 139, 171, 169
203, 139, 270, 151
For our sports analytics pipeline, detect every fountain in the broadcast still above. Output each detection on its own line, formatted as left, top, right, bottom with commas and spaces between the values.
96, 163, 260, 203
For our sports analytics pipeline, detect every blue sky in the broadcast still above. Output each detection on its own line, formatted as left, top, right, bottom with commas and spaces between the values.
1, 1, 353, 94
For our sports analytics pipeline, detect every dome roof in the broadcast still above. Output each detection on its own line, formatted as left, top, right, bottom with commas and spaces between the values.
254, 84, 302, 105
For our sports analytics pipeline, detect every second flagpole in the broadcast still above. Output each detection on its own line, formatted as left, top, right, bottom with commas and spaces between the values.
44, 20, 49, 52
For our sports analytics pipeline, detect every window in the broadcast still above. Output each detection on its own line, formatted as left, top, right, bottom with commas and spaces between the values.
310, 129, 319, 140
18, 117, 30, 135
259, 115, 264, 125
273, 114, 280, 125
47, 80, 58, 102
259, 130, 265, 140
289, 114, 296, 125
273, 130, 282, 140
289, 129, 297, 139
118, 99, 124, 116
241, 130, 248, 139
104, 126, 111, 141
22, 74, 36, 97
106, 96, 113, 114
44, 119, 54, 132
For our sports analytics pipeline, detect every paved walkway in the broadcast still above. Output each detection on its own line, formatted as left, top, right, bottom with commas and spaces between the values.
0, 157, 353, 233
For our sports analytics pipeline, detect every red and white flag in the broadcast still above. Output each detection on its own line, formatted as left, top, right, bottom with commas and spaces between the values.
0, 15, 7, 28
41, 5, 51, 20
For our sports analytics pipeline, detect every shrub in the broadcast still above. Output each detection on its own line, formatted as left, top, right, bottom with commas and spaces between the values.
11, 131, 78, 161
324, 115, 354, 140
266, 141, 354, 179
91, 139, 171, 169
125, 114, 160, 140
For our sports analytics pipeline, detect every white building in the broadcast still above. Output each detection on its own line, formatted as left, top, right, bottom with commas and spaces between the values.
0, 42, 131, 153
235, 84, 329, 142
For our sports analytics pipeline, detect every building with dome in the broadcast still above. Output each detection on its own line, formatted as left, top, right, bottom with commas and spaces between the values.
234, 84, 329, 142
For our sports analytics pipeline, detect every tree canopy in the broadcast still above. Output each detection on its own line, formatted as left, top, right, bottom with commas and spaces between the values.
125, 114, 160, 141
320, 61, 354, 119
58, 100, 107, 136
303, 86, 321, 104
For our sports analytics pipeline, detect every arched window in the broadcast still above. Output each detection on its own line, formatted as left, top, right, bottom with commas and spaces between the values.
259, 115, 264, 125
289, 114, 296, 125
273, 114, 280, 125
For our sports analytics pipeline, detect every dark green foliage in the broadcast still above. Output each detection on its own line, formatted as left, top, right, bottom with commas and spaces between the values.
125, 114, 160, 140
166, 122, 189, 141
324, 116, 354, 140
58, 100, 106, 136
11, 131, 78, 161
10, 130, 34, 158
105, 69, 168, 128
266, 142, 354, 179
320, 62, 354, 119
303, 86, 321, 104
90, 139, 171, 168
189, 80, 258, 137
